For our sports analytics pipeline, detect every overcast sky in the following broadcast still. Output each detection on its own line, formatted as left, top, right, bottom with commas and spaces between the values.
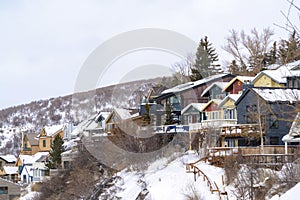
0, 0, 298, 109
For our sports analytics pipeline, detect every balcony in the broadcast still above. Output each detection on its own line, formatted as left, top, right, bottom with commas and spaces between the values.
189, 119, 237, 132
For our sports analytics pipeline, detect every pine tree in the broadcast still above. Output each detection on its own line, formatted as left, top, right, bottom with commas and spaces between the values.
190, 36, 221, 81
279, 31, 300, 64
46, 134, 64, 169
264, 41, 278, 66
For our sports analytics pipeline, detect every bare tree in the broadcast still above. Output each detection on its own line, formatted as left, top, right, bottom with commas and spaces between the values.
223, 28, 274, 75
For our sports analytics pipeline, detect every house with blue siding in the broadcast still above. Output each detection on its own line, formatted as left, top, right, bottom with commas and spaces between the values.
235, 87, 300, 145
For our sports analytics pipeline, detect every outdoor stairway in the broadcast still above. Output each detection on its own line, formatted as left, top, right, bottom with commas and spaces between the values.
186, 158, 228, 200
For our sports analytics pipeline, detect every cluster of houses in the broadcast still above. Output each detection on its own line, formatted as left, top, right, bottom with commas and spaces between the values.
1, 60, 300, 198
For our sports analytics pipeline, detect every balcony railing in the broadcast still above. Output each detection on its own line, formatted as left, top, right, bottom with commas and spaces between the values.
189, 119, 237, 132
153, 125, 189, 134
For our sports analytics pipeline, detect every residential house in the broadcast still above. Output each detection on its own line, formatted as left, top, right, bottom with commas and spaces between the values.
222, 76, 254, 94
32, 153, 49, 183
235, 87, 300, 146
153, 74, 235, 125
252, 64, 300, 88
0, 177, 20, 200
16, 152, 49, 184
218, 94, 241, 121
0, 155, 16, 167
20, 133, 39, 155
201, 82, 228, 100
72, 112, 109, 140
36, 124, 65, 152
181, 103, 206, 125
105, 108, 135, 134
0, 166, 18, 183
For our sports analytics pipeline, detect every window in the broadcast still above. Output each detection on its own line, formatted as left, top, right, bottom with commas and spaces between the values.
270, 137, 279, 145
269, 114, 279, 129
0, 186, 8, 194
42, 140, 46, 148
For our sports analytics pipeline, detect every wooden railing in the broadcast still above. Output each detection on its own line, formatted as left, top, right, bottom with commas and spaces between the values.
186, 160, 228, 200
189, 119, 237, 132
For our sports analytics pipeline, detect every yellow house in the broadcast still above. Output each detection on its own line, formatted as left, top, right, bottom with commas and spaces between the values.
20, 133, 39, 155
252, 68, 288, 88
218, 94, 241, 147
37, 125, 65, 152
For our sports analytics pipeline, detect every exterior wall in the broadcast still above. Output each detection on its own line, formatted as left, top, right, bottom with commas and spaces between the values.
253, 74, 285, 88
204, 102, 222, 120
232, 80, 243, 94
0, 178, 20, 200
221, 99, 237, 120
236, 89, 298, 145
38, 137, 52, 152
182, 106, 203, 125
208, 85, 227, 99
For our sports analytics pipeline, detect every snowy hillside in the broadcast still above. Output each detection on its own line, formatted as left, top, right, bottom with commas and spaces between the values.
0, 127, 23, 156
101, 152, 234, 200
0, 78, 163, 132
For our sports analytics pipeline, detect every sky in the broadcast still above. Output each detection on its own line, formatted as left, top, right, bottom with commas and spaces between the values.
0, 0, 299, 109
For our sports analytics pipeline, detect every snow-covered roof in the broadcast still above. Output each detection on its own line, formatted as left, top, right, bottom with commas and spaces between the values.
201, 82, 228, 97
114, 108, 132, 120
3, 166, 18, 175
222, 76, 254, 92
252, 63, 300, 85
43, 124, 65, 137
0, 155, 17, 163
253, 88, 300, 102
218, 94, 242, 108
162, 73, 232, 94
33, 152, 49, 162
181, 103, 206, 114
19, 155, 35, 165
282, 112, 300, 143
73, 112, 109, 135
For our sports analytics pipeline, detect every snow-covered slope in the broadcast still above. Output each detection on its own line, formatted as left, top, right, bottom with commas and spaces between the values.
107, 152, 234, 200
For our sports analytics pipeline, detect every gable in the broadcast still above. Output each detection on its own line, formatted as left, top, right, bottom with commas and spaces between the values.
203, 102, 220, 112
253, 74, 285, 88
183, 106, 200, 115
222, 98, 235, 108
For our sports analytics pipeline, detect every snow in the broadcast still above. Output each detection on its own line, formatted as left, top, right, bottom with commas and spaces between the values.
162, 74, 230, 94
253, 88, 300, 102
0, 154, 17, 163
201, 82, 229, 97
181, 103, 206, 114
3, 166, 18, 174
44, 124, 65, 136
270, 182, 300, 200
114, 152, 232, 200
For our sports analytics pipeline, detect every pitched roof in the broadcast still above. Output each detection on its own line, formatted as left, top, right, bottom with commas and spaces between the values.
181, 103, 206, 114
3, 166, 18, 175
161, 74, 234, 94
201, 82, 228, 97
218, 94, 242, 107
282, 112, 300, 142
27, 134, 39, 146
222, 76, 254, 92
252, 64, 300, 85
201, 99, 222, 111
0, 155, 17, 163
253, 88, 300, 102
43, 124, 65, 137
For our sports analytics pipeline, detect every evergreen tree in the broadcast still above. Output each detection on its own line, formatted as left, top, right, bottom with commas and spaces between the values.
264, 41, 278, 66
190, 36, 221, 81
46, 134, 64, 169
279, 31, 300, 64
